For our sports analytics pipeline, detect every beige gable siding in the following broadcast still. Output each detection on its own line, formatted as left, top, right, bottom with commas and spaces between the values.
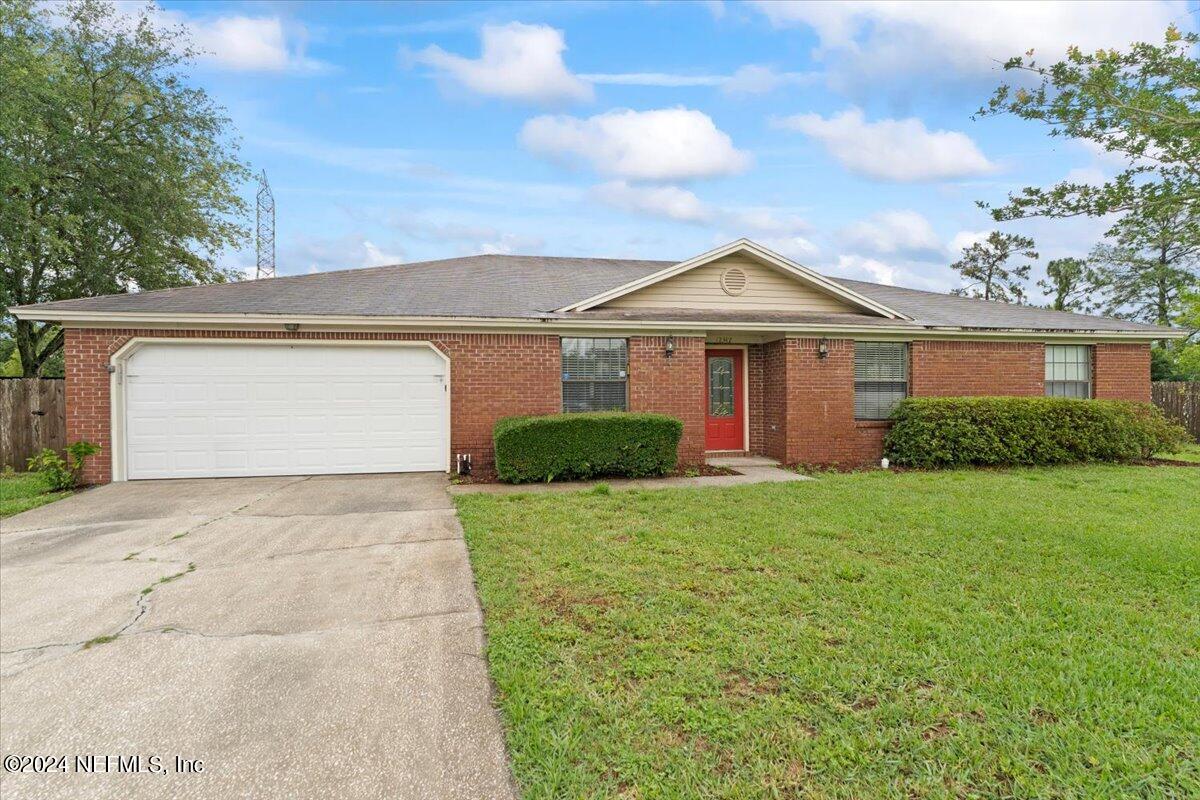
602, 255, 859, 313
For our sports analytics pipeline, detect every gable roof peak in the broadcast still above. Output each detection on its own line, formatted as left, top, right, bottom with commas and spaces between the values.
555, 237, 911, 320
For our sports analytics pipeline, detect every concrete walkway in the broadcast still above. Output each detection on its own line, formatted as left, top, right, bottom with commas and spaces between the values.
449, 455, 810, 496
0, 473, 516, 800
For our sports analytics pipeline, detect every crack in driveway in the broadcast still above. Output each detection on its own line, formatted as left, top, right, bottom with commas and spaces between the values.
1, 477, 312, 674
131, 607, 482, 641
1, 472, 519, 799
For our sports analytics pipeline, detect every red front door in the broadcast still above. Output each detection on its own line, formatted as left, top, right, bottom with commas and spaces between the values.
705, 349, 744, 451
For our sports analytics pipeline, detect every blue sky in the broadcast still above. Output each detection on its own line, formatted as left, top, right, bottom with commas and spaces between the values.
146, 0, 1196, 295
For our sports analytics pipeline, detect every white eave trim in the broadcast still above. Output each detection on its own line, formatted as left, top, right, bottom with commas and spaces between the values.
9, 307, 1184, 340
554, 238, 912, 320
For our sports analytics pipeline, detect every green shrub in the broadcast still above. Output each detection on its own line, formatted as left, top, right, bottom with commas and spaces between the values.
494, 412, 683, 483
27, 441, 101, 490
884, 397, 1190, 469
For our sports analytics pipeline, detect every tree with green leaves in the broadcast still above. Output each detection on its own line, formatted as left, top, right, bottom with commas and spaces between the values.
977, 26, 1198, 226
1087, 203, 1199, 326
1163, 290, 1200, 379
950, 232, 1037, 303
0, 0, 249, 376
1037, 257, 1096, 312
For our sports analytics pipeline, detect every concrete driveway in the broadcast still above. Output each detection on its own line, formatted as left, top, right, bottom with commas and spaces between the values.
0, 474, 516, 800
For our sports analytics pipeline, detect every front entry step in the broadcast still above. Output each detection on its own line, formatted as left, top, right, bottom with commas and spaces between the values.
705, 455, 781, 468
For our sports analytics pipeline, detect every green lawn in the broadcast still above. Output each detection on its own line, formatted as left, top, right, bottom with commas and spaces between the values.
0, 471, 72, 518
457, 466, 1200, 799
1160, 443, 1200, 464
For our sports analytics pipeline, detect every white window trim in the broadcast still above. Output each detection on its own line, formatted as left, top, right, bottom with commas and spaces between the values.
1044, 344, 1094, 399
560, 337, 629, 413
853, 341, 910, 421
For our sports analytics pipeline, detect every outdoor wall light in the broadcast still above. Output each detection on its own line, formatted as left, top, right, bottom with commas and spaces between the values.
818, 338, 829, 359
284, 323, 300, 332
665, 335, 675, 359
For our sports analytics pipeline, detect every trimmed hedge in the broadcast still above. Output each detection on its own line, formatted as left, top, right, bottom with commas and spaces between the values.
884, 396, 1190, 469
493, 412, 683, 483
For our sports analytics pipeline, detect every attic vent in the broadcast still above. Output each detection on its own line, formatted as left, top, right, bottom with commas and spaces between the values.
720, 267, 748, 296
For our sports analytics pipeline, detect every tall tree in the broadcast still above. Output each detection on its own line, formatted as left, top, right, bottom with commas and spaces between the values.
1172, 290, 1200, 378
0, 0, 249, 376
950, 232, 1037, 303
1037, 257, 1096, 312
1087, 203, 1199, 326
976, 26, 1198, 226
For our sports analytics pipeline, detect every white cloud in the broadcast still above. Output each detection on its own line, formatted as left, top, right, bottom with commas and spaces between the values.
362, 240, 403, 267
774, 108, 996, 182
581, 65, 813, 94
412, 22, 593, 104
948, 229, 991, 255
460, 233, 546, 256
841, 210, 942, 257
252, 134, 433, 179
829, 254, 900, 285
592, 181, 714, 223
750, 1, 1185, 87
521, 107, 751, 181
287, 234, 405, 274
190, 16, 310, 72
591, 181, 815, 242
729, 208, 810, 236
84, 3, 329, 73
581, 72, 726, 87
756, 236, 821, 261
1063, 166, 1109, 186
721, 65, 814, 95
384, 214, 546, 254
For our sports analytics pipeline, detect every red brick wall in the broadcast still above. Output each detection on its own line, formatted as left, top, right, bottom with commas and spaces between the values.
780, 338, 861, 466
628, 335, 705, 465
1093, 343, 1151, 401
753, 339, 1154, 470
747, 343, 765, 454
761, 339, 789, 462
64, 328, 560, 484
911, 340, 1044, 397
65, 328, 1153, 483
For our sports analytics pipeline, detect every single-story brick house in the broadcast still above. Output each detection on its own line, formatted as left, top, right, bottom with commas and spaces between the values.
11, 239, 1183, 484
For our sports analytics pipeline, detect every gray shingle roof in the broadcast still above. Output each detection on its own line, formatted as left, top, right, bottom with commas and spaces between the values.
11, 253, 1174, 334
14, 255, 673, 319
834, 279, 1167, 333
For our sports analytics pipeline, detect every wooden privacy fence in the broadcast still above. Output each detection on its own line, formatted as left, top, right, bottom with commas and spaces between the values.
1152, 381, 1199, 439
1, 378, 66, 471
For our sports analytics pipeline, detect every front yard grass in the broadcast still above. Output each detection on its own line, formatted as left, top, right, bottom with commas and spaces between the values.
1160, 443, 1200, 463
457, 466, 1200, 799
0, 471, 72, 518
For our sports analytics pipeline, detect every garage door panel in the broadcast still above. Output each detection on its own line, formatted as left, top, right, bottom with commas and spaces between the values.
215, 451, 250, 470
170, 382, 210, 403
124, 343, 448, 479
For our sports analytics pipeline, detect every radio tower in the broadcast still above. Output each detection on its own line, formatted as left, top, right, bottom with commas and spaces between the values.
256, 170, 275, 279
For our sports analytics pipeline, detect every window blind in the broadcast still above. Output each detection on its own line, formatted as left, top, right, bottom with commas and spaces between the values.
854, 342, 908, 420
562, 338, 628, 412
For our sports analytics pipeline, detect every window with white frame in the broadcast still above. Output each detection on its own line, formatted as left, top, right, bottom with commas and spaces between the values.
561, 338, 628, 412
1045, 344, 1092, 398
854, 342, 909, 420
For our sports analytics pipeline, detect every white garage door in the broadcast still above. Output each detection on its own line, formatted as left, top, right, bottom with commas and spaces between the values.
123, 342, 448, 479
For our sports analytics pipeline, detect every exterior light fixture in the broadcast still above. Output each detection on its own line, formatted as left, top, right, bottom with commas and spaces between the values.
665, 335, 675, 359
818, 338, 829, 359
284, 323, 300, 332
